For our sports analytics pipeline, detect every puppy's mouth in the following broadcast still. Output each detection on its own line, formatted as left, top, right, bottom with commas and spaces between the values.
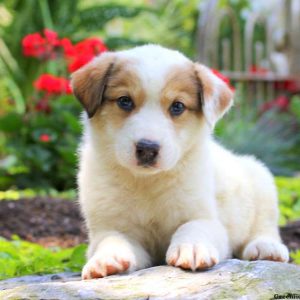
133, 163, 162, 175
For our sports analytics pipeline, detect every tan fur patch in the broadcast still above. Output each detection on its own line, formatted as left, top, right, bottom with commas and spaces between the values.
92, 59, 146, 130
71, 53, 115, 118
104, 59, 146, 109
193, 63, 214, 103
160, 64, 203, 127
219, 84, 233, 113
194, 63, 233, 120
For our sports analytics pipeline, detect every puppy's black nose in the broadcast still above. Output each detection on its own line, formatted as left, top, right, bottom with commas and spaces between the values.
136, 139, 160, 166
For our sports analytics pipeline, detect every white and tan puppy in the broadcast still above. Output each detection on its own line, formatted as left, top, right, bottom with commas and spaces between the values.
71, 45, 289, 279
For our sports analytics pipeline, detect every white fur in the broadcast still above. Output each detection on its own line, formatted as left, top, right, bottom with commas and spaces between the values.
76, 45, 289, 279
114, 103, 181, 172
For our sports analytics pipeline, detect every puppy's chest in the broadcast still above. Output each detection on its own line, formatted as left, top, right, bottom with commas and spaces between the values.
126, 192, 197, 239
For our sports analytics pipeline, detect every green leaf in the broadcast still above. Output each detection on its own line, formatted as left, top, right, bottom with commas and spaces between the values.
0, 113, 23, 132
291, 250, 300, 265
68, 244, 87, 268
0, 238, 86, 280
78, 4, 152, 30
105, 36, 148, 50
290, 96, 300, 119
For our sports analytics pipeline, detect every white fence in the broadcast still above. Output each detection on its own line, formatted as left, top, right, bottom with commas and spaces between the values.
197, 0, 300, 105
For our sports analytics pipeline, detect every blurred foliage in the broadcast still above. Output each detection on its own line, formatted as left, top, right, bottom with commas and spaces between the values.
0, 0, 199, 111
0, 0, 152, 110
216, 93, 300, 176
116, 0, 199, 57
291, 250, 300, 265
0, 236, 86, 280
290, 95, 300, 119
276, 177, 300, 226
0, 96, 82, 190
0, 188, 76, 201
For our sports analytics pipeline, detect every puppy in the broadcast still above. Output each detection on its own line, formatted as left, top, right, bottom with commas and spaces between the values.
71, 45, 289, 279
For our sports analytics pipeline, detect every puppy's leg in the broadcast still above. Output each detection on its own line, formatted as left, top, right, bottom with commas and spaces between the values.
242, 236, 289, 262
240, 163, 289, 263
241, 214, 289, 262
166, 220, 230, 271
82, 231, 151, 279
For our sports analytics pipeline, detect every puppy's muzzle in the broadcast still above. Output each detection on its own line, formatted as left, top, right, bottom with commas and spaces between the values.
136, 139, 160, 167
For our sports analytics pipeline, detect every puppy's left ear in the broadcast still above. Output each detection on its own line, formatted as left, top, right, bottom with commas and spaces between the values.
194, 63, 234, 128
71, 53, 115, 118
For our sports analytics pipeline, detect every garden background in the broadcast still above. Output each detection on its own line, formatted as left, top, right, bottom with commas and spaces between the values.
0, 0, 299, 279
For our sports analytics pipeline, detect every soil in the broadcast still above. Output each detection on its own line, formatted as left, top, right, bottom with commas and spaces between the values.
0, 197, 87, 248
0, 197, 299, 252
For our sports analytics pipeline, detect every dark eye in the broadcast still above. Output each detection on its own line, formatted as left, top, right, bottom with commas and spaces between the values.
117, 96, 135, 112
169, 101, 186, 116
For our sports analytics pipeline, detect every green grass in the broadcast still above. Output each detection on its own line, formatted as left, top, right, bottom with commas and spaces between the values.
276, 177, 300, 225
290, 250, 300, 265
276, 177, 300, 266
0, 236, 86, 280
0, 189, 76, 201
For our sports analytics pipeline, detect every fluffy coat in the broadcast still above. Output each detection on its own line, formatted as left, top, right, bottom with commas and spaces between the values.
71, 45, 289, 279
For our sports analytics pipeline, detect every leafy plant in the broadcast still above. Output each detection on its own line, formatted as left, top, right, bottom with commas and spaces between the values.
0, 28, 108, 190
0, 0, 153, 109
117, 0, 199, 57
0, 96, 82, 190
290, 250, 300, 265
216, 102, 300, 176
0, 236, 86, 280
276, 177, 300, 225
0, 188, 76, 201
290, 95, 300, 119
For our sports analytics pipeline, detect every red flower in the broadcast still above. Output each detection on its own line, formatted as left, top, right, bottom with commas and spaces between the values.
275, 95, 289, 110
275, 80, 300, 93
59, 38, 76, 57
74, 38, 107, 55
211, 69, 235, 91
249, 65, 269, 74
39, 134, 51, 142
66, 38, 108, 72
34, 74, 72, 95
22, 30, 108, 71
44, 29, 60, 47
67, 53, 94, 72
35, 98, 51, 113
22, 33, 46, 58
22, 29, 60, 59
260, 95, 290, 113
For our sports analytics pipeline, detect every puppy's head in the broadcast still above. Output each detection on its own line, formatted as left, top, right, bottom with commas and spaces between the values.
72, 45, 233, 174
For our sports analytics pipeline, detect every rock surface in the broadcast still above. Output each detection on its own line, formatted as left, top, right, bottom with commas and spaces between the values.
0, 259, 300, 299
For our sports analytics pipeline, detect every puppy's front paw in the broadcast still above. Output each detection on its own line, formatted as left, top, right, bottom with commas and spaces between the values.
242, 237, 289, 262
82, 240, 137, 279
166, 242, 219, 271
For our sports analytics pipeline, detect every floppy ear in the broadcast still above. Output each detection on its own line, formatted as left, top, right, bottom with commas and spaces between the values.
71, 53, 115, 118
194, 63, 234, 128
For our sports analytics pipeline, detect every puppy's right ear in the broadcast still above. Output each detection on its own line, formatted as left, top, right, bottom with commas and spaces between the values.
194, 63, 234, 128
71, 53, 115, 118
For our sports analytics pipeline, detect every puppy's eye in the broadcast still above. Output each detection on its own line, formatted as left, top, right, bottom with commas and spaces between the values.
169, 101, 186, 116
117, 96, 135, 112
